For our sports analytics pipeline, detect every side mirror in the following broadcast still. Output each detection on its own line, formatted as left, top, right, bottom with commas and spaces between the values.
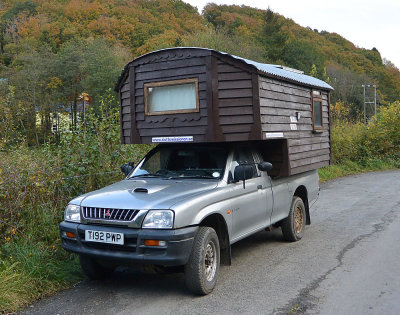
234, 164, 254, 181
258, 161, 273, 172
121, 162, 134, 176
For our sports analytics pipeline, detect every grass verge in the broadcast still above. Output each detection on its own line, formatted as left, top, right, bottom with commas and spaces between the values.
318, 159, 400, 182
1, 232, 83, 314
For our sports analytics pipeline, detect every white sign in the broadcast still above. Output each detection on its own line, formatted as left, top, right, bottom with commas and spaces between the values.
152, 136, 194, 143
290, 116, 298, 123
265, 132, 284, 138
290, 124, 298, 130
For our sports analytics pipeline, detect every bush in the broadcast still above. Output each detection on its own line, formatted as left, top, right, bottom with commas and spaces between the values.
0, 92, 152, 313
331, 101, 400, 163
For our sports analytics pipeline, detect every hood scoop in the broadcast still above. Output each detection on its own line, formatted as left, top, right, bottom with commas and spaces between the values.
134, 187, 148, 193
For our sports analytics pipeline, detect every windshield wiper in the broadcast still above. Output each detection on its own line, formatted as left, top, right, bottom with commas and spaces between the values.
129, 173, 166, 179
165, 175, 216, 180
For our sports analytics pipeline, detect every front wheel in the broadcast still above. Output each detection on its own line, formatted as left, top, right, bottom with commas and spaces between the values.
184, 227, 220, 295
281, 196, 306, 242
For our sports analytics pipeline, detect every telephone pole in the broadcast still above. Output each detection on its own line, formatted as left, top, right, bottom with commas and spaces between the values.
361, 84, 377, 124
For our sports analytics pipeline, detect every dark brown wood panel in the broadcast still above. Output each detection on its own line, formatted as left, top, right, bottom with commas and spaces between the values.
218, 72, 252, 81
219, 107, 253, 116
225, 133, 253, 141
261, 116, 312, 124
137, 117, 209, 129
260, 106, 311, 118
122, 113, 131, 122
139, 126, 206, 137
135, 57, 205, 73
129, 66, 140, 143
290, 148, 330, 161
220, 115, 253, 125
221, 124, 252, 133
259, 90, 312, 106
218, 80, 253, 90
290, 160, 330, 175
290, 154, 331, 168
289, 142, 330, 154
121, 106, 130, 114
262, 123, 313, 132
135, 65, 206, 81
260, 98, 312, 111
121, 98, 130, 107
121, 90, 130, 99
259, 81, 311, 98
218, 89, 253, 99
218, 64, 242, 73
121, 83, 130, 93
219, 98, 253, 107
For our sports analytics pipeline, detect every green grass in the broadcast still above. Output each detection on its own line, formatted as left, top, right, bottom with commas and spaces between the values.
0, 243, 83, 314
319, 159, 400, 182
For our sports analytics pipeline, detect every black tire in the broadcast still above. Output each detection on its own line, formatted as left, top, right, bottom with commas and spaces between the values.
281, 196, 306, 242
184, 227, 220, 295
79, 255, 114, 280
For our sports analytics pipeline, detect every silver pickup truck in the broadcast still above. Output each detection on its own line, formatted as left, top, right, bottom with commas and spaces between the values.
60, 141, 319, 294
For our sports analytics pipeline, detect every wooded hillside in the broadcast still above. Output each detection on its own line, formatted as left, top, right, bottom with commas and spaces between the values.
0, 0, 399, 146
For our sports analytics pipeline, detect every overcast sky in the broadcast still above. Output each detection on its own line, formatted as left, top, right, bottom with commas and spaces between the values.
184, 0, 400, 69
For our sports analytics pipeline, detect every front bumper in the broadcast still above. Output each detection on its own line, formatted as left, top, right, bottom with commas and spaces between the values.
59, 221, 198, 266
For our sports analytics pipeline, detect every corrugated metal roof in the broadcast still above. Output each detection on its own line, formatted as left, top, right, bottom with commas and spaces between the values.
115, 47, 333, 91
224, 52, 333, 90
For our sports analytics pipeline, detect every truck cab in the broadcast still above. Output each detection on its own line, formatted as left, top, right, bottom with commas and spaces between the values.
60, 141, 319, 294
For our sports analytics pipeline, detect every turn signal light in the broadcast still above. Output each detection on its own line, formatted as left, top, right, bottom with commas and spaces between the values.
66, 231, 76, 238
144, 240, 166, 246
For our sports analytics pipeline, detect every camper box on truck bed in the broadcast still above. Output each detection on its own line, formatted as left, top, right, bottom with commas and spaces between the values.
114, 47, 333, 176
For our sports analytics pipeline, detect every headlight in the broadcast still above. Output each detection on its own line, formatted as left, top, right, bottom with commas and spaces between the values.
142, 210, 174, 229
64, 204, 81, 223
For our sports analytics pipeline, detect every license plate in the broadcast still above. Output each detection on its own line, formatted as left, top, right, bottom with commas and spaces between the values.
85, 230, 124, 245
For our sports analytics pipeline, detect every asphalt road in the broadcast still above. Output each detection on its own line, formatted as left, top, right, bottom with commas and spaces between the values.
21, 170, 400, 315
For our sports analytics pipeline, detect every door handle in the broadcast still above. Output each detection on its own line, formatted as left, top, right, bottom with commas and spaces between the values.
257, 185, 263, 189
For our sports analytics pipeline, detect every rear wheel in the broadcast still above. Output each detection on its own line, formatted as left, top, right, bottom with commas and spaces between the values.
281, 196, 306, 242
184, 227, 220, 295
79, 255, 114, 280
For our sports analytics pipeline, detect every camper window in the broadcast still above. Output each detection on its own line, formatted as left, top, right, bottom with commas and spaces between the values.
312, 90, 323, 131
144, 78, 199, 115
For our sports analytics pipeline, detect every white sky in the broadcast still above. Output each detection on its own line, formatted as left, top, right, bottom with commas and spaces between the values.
184, 0, 400, 69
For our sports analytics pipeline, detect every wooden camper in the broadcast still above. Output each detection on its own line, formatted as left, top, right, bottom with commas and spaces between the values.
115, 47, 333, 176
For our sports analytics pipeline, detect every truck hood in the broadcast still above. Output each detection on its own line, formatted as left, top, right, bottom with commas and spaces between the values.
76, 179, 219, 210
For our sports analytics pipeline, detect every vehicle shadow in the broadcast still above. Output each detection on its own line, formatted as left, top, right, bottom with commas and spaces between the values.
96, 228, 285, 293
22, 229, 287, 314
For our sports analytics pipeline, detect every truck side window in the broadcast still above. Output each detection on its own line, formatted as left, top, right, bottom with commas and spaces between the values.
231, 148, 258, 179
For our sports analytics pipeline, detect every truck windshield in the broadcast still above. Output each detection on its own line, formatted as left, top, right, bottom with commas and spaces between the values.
129, 145, 228, 180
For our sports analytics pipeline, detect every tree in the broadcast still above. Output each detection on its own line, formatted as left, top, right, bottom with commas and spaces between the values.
54, 39, 86, 129
10, 44, 56, 145
261, 9, 289, 63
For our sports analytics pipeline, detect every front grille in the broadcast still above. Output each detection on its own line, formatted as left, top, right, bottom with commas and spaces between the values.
82, 207, 139, 222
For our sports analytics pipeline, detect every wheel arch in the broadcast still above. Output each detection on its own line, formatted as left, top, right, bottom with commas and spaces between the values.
199, 213, 231, 265
294, 185, 310, 225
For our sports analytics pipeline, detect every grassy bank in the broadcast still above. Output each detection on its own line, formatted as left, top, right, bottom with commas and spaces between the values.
319, 159, 400, 182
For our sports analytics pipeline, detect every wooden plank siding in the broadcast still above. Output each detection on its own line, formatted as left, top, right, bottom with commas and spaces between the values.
217, 60, 254, 140
259, 76, 331, 175
119, 50, 213, 143
117, 48, 331, 175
